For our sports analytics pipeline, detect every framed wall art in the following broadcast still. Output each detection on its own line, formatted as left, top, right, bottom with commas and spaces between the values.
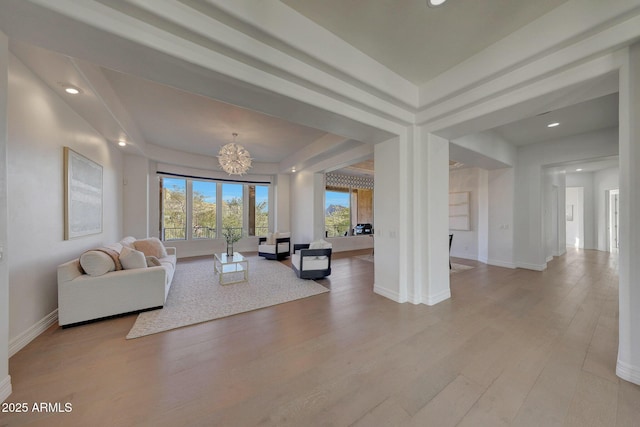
449, 191, 470, 231
64, 147, 103, 239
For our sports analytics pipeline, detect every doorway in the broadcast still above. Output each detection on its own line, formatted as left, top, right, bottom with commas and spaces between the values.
566, 187, 584, 249
608, 189, 619, 253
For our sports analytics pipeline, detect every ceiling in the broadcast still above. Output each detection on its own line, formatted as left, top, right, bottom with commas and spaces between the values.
492, 93, 619, 146
3, 1, 621, 178
100, 68, 328, 162
281, 0, 568, 85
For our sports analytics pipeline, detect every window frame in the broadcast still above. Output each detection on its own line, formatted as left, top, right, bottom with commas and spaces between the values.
159, 175, 271, 241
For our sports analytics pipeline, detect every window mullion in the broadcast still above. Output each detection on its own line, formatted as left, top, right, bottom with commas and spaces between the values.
186, 180, 193, 240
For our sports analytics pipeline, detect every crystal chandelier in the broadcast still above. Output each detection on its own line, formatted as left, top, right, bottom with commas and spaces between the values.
217, 133, 253, 175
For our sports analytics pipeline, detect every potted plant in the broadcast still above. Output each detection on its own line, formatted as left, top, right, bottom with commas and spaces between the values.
222, 227, 242, 256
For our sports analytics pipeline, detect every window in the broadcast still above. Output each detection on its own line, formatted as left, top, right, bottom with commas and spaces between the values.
254, 185, 269, 237
161, 177, 187, 240
160, 176, 270, 241
222, 183, 243, 235
192, 181, 216, 239
325, 189, 351, 237
325, 179, 374, 238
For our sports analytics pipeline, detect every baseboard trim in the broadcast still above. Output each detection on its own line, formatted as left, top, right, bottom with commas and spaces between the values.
487, 259, 516, 269
546, 255, 553, 262
617, 359, 640, 385
477, 256, 489, 264
9, 309, 58, 358
515, 262, 547, 271
424, 289, 451, 306
0, 375, 11, 403
373, 284, 403, 303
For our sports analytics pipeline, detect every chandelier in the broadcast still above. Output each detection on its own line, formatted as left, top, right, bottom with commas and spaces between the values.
217, 133, 253, 175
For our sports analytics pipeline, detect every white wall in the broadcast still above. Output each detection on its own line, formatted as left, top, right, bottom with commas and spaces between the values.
487, 167, 515, 268
123, 154, 150, 238
594, 167, 620, 251
7, 54, 123, 350
515, 127, 618, 270
0, 30, 11, 403
449, 167, 486, 261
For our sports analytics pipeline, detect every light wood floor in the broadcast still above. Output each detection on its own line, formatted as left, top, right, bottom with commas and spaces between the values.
3, 248, 639, 426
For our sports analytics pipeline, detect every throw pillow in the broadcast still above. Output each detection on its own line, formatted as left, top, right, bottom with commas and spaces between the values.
146, 256, 162, 267
134, 237, 168, 258
266, 232, 275, 245
119, 236, 137, 249
119, 246, 147, 270
80, 250, 116, 277
309, 239, 332, 250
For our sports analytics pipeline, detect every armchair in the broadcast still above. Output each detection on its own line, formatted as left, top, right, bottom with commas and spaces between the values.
291, 240, 332, 279
258, 232, 291, 260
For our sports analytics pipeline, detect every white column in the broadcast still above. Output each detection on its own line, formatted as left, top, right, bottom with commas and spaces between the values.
617, 43, 640, 385
273, 173, 290, 234
415, 131, 450, 305
373, 137, 405, 302
290, 170, 324, 244
0, 29, 12, 402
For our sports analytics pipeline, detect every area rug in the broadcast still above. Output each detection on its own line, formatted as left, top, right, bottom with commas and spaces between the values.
126, 256, 329, 339
451, 262, 474, 274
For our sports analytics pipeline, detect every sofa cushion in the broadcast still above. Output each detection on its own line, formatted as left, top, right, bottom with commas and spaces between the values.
80, 250, 116, 277
134, 237, 168, 258
308, 239, 332, 260
292, 253, 329, 271
119, 246, 148, 270
146, 256, 162, 267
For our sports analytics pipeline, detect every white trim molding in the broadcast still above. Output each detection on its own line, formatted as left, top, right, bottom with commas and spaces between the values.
516, 262, 547, 272
9, 309, 58, 357
0, 375, 11, 403
617, 359, 640, 386
374, 284, 403, 303
424, 289, 451, 306
487, 259, 517, 269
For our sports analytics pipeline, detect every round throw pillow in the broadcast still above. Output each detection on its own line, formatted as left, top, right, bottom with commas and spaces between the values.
80, 251, 116, 277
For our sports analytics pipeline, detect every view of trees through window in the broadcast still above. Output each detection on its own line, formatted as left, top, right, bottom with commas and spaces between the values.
222, 183, 243, 236
254, 185, 269, 236
325, 189, 351, 237
162, 178, 187, 240
160, 177, 269, 241
192, 181, 216, 239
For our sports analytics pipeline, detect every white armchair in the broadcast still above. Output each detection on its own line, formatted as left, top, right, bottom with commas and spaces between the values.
291, 240, 332, 279
258, 232, 291, 260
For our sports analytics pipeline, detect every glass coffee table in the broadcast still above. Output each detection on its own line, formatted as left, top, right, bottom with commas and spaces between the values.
214, 252, 249, 285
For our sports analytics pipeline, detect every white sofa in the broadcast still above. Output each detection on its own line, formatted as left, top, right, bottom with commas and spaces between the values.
57, 236, 177, 327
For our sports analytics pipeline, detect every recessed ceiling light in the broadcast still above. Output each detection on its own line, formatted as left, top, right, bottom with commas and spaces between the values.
291, 167, 296, 173
576, 168, 583, 172
427, 0, 447, 7
547, 122, 560, 128
118, 140, 127, 147
62, 85, 81, 95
